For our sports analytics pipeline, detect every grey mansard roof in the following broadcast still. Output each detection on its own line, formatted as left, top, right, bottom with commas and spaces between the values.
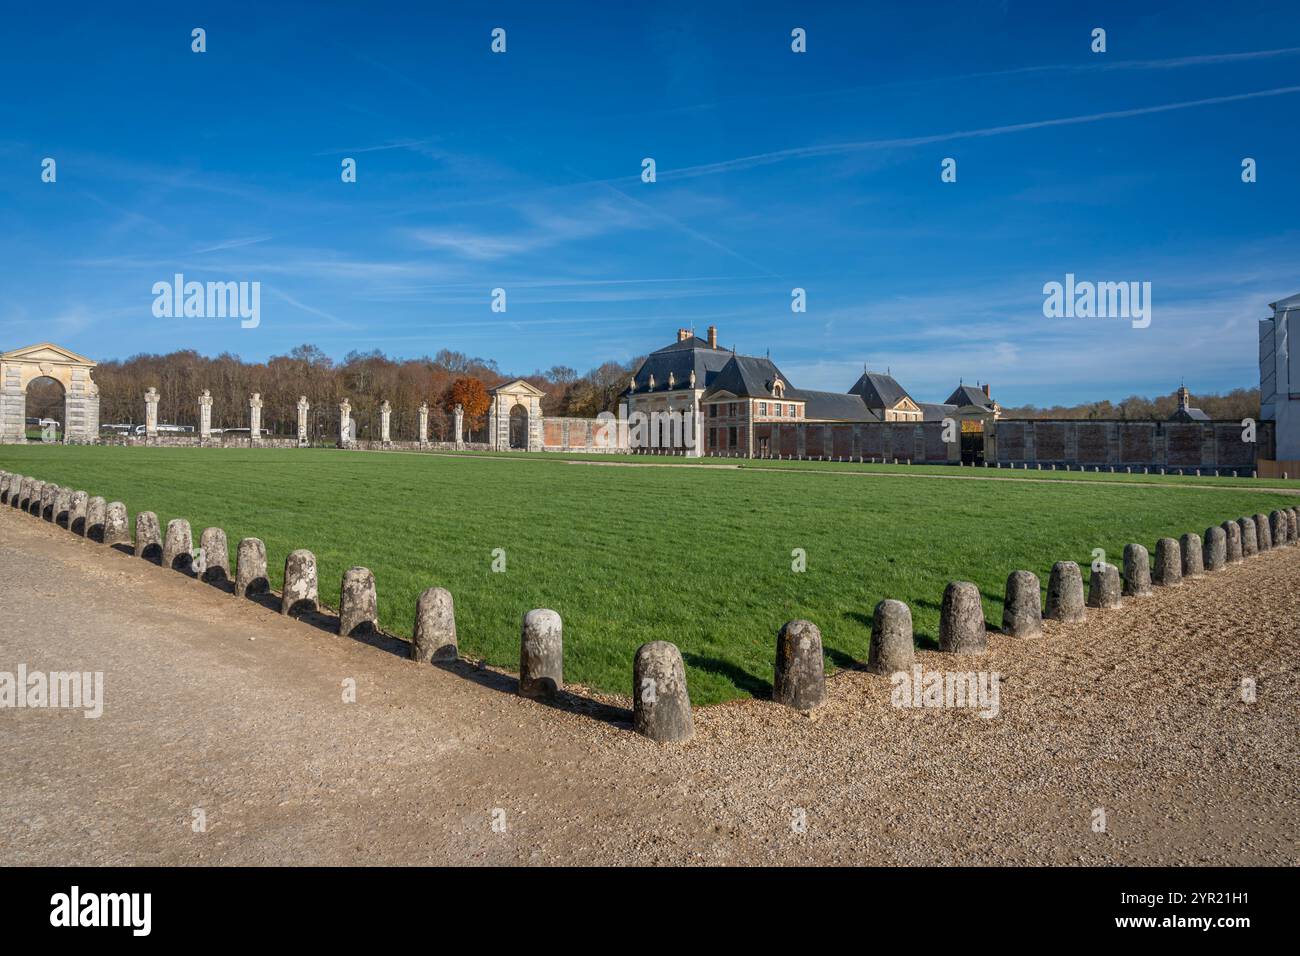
848, 371, 912, 410
628, 337, 732, 394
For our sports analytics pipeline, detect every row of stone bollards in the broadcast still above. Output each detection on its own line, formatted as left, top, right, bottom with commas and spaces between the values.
3, 468, 1296, 745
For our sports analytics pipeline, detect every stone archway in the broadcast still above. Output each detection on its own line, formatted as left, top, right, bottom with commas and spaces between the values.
508, 403, 529, 449
487, 379, 545, 452
0, 343, 100, 444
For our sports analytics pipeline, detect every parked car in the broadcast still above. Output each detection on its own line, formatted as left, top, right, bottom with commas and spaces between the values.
132, 424, 195, 435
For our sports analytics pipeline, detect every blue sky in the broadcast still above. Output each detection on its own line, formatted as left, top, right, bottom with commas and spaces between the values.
2, 0, 1298, 406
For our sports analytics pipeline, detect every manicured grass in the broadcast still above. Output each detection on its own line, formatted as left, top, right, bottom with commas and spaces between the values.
2, 444, 1295, 705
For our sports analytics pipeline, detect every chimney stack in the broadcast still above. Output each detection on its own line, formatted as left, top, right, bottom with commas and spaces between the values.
677, 328, 689, 342
707, 325, 718, 349
982, 383, 991, 398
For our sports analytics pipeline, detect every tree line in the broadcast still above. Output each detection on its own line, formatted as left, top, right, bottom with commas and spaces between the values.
999, 387, 1259, 422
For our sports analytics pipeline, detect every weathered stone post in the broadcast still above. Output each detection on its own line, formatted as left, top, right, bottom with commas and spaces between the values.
1270, 510, 1288, 547
163, 518, 194, 573
1002, 571, 1043, 638
339, 567, 378, 637
199, 389, 213, 442
1181, 533, 1204, 578
200, 527, 229, 583
13, 477, 29, 509
249, 393, 263, 446
1046, 561, 1086, 621
773, 619, 826, 709
1253, 513, 1271, 551
40, 483, 56, 520
939, 581, 987, 653
868, 599, 915, 671
1238, 517, 1258, 557
1122, 544, 1152, 596
418, 402, 429, 446
1087, 563, 1122, 609
103, 502, 129, 547
235, 537, 269, 597
338, 399, 353, 447
379, 401, 392, 446
86, 496, 107, 542
453, 403, 465, 447
69, 490, 88, 535
411, 587, 457, 662
1288, 508, 1299, 544
1203, 526, 1227, 571
281, 549, 319, 617
1222, 520, 1242, 563
28, 480, 45, 516
1154, 538, 1182, 585
519, 608, 563, 699
53, 486, 73, 526
135, 511, 162, 563
296, 396, 309, 447
144, 387, 159, 441
633, 641, 694, 743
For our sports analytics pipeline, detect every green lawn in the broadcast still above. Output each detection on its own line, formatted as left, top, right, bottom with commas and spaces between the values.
2, 444, 1295, 705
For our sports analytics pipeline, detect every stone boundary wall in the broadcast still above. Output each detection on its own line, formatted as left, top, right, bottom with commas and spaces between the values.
751, 421, 954, 463
541, 417, 629, 453
990, 419, 1271, 476
4, 462, 1294, 746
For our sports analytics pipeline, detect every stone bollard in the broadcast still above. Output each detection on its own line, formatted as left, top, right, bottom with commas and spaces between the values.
103, 502, 129, 547
40, 483, 56, 520
0, 472, 12, 505
1046, 561, 1086, 622
519, 608, 563, 699
13, 477, 27, 509
85, 496, 106, 541
281, 549, 319, 617
54, 487, 73, 527
1270, 510, 1288, 547
1180, 533, 1204, 578
199, 528, 229, 583
1087, 563, 1122, 609
1001, 571, 1042, 638
235, 537, 269, 597
135, 511, 162, 563
1254, 513, 1271, 551
1288, 508, 1298, 544
68, 491, 89, 535
868, 599, 915, 671
162, 519, 194, 573
1153, 538, 1182, 586
411, 587, 457, 662
1222, 520, 1242, 564
1238, 517, 1258, 557
1122, 544, 1152, 596
1203, 526, 1226, 572
774, 619, 826, 710
939, 581, 987, 654
633, 641, 694, 743
338, 567, 378, 637
26, 480, 42, 515
4, 474, 20, 507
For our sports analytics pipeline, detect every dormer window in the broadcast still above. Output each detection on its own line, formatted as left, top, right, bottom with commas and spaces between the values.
772, 379, 784, 398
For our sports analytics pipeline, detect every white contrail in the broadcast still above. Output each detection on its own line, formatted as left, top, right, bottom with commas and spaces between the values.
660, 85, 1300, 180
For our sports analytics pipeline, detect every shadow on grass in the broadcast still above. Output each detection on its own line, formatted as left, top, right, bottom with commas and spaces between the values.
682, 651, 770, 700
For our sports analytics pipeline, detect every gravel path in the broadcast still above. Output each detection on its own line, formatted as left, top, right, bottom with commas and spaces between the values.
1, 504, 1295, 865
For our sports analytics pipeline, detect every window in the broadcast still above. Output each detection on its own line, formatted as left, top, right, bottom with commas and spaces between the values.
759, 402, 767, 416
729, 426, 738, 446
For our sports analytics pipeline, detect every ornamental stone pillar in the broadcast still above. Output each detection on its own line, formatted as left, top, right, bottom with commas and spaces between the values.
198, 390, 213, 442
380, 400, 392, 445
339, 399, 353, 447
296, 396, 309, 446
529, 396, 542, 452
418, 402, 429, 446
454, 404, 464, 448
249, 393, 263, 445
144, 387, 159, 441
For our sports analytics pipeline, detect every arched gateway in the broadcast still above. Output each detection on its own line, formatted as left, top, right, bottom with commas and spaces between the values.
0, 343, 101, 443
488, 379, 544, 452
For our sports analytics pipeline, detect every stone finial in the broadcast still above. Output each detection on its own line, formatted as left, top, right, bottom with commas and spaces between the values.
667, 372, 675, 389
689, 369, 697, 388
648, 373, 656, 390
281, 549, 319, 617
380, 400, 391, 413
135, 511, 162, 563
773, 619, 826, 710
1203, 526, 1227, 571
868, 599, 915, 671
86, 496, 107, 542
200, 528, 229, 583
629, 377, 636, 393
1002, 570, 1043, 638
162, 519, 194, 573
1122, 544, 1152, 596
339, 567, 378, 637
633, 641, 694, 742
1046, 561, 1086, 621
339, 398, 351, 414
519, 609, 563, 699
939, 581, 987, 654
249, 392, 263, 408
145, 387, 159, 402
199, 389, 212, 406
103, 502, 129, 547
1237, 518, 1257, 557
298, 395, 309, 410
235, 538, 269, 598
1087, 563, 1122, 609
411, 587, 457, 662
1180, 533, 1204, 578
1254, 513, 1271, 551
1153, 538, 1182, 586
1222, 520, 1242, 563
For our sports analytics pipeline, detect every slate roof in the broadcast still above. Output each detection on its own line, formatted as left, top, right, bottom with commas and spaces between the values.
629, 337, 732, 393
702, 354, 796, 400
1168, 406, 1211, 422
787, 388, 879, 422
920, 402, 958, 422
943, 384, 994, 409
848, 371, 912, 410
